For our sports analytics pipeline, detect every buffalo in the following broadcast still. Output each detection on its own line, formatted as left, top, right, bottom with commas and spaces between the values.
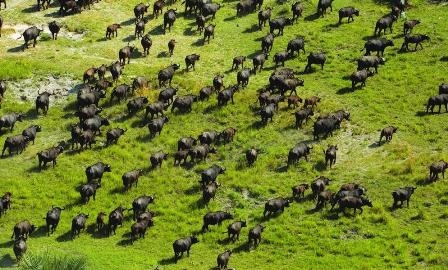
315, 190, 335, 209
163, 8, 178, 33
105, 128, 126, 145
37, 145, 64, 168
362, 38, 394, 56
379, 126, 397, 144
313, 116, 342, 140
248, 224, 264, 249
173, 150, 190, 165
158, 87, 178, 105
213, 74, 225, 91
263, 197, 291, 217
45, 206, 65, 235
350, 69, 374, 91
269, 17, 293, 36
110, 84, 132, 104
153, 0, 165, 18
35, 91, 53, 115
158, 64, 180, 87
77, 104, 102, 123
400, 34, 430, 51
317, 0, 333, 17
201, 3, 221, 19
108, 61, 123, 83
202, 181, 219, 204
357, 55, 385, 73
303, 96, 321, 108
71, 213, 89, 239
287, 143, 312, 167
18, 26, 43, 50
196, 14, 206, 32
135, 19, 147, 39
232, 56, 246, 70
338, 7, 359, 24
429, 160, 448, 181
252, 53, 269, 74
311, 176, 331, 199
337, 197, 372, 215
392, 186, 416, 208
130, 216, 154, 243
324, 145, 338, 168
127, 97, 149, 116
145, 101, 168, 119
134, 3, 149, 20
86, 162, 111, 183
150, 151, 168, 168
2, 135, 30, 157
246, 148, 258, 166
106, 23, 121, 39
185, 54, 200, 71
286, 36, 305, 57
132, 77, 149, 92
217, 250, 232, 270
203, 24, 215, 44
260, 103, 277, 125
22, 125, 42, 144
426, 94, 448, 114
217, 85, 239, 106
80, 182, 101, 203
0, 112, 24, 132
83, 115, 110, 135
202, 211, 233, 232
200, 164, 225, 186
274, 51, 290, 67
131, 195, 155, 221
258, 8, 272, 29
439, 83, 448, 95
13, 237, 27, 261
0, 80, 6, 99
375, 13, 397, 36
168, 39, 176, 56
48, 21, 61, 40
294, 108, 314, 128
173, 236, 199, 262
77, 89, 106, 109
304, 52, 326, 72
11, 220, 36, 240
148, 116, 169, 138
108, 206, 126, 235
171, 95, 198, 113
292, 183, 309, 200
96, 212, 107, 233
122, 169, 144, 190
403, 19, 420, 35
237, 68, 251, 88
178, 136, 197, 150
199, 86, 215, 101
261, 33, 274, 53
287, 95, 303, 108
227, 220, 246, 242
291, 2, 303, 23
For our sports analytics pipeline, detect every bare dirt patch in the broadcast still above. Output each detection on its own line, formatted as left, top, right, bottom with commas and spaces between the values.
4, 23, 85, 40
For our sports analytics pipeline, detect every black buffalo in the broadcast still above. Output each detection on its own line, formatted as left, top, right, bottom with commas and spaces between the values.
403, 19, 420, 35
71, 213, 89, 239
426, 94, 448, 114
35, 91, 53, 115
130, 216, 154, 243
158, 87, 178, 105
258, 8, 272, 29
337, 197, 372, 215
0, 112, 24, 132
260, 103, 277, 125
108, 206, 126, 236
362, 38, 394, 56
392, 186, 416, 208
287, 143, 312, 167
131, 195, 155, 220
48, 21, 61, 40
263, 197, 290, 217
163, 8, 178, 33
374, 13, 397, 36
248, 224, 264, 249
145, 101, 168, 119
173, 236, 199, 262
198, 130, 219, 145
237, 68, 251, 88
141, 34, 152, 56
202, 211, 233, 232
86, 162, 111, 183
45, 206, 65, 235
202, 3, 221, 19
294, 108, 314, 128
217, 250, 232, 270
196, 14, 206, 32
200, 164, 225, 186
21, 125, 42, 145
148, 116, 169, 138
246, 148, 258, 166
269, 17, 293, 36
171, 95, 198, 113
108, 61, 123, 84
313, 116, 342, 140
350, 69, 374, 91
304, 52, 326, 72
338, 7, 359, 24
311, 176, 331, 199
134, 3, 149, 20
106, 23, 121, 39
168, 39, 176, 56
219, 127, 237, 144
122, 169, 144, 190
2, 135, 30, 157
37, 145, 64, 168
202, 181, 219, 204
217, 85, 239, 106
13, 237, 27, 261
77, 104, 102, 123
18, 26, 43, 50
80, 182, 101, 203
274, 51, 290, 67
400, 34, 430, 51
153, 0, 165, 18
110, 84, 132, 104
158, 64, 180, 87
11, 220, 36, 240
227, 220, 246, 242
261, 33, 274, 53
83, 115, 110, 135
132, 76, 149, 92
252, 53, 268, 74
127, 97, 149, 115
135, 18, 147, 39
213, 75, 225, 91
291, 183, 309, 200
178, 136, 197, 150
357, 55, 385, 73
429, 160, 448, 181
317, 0, 333, 17
185, 54, 200, 71
232, 56, 246, 70
286, 36, 305, 57
119, 45, 136, 65
203, 24, 215, 44
379, 126, 397, 144
77, 89, 106, 109
291, 2, 303, 23
150, 151, 168, 168
324, 145, 338, 168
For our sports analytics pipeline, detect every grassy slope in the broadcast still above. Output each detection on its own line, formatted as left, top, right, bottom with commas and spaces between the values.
0, 0, 448, 269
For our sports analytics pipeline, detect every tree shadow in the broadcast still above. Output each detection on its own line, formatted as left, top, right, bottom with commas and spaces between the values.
56, 230, 73, 242
336, 87, 353, 95
313, 160, 326, 172
0, 254, 15, 267
243, 24, 259, 33
304, 13, 320, 21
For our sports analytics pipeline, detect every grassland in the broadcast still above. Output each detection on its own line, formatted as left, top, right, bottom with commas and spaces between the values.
0, 0, 448, 269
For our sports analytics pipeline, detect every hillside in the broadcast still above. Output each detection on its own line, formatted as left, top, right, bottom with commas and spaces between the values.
0, 0, 448, 269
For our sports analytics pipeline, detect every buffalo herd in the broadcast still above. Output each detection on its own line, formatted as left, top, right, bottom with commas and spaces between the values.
0, 0, 444, 267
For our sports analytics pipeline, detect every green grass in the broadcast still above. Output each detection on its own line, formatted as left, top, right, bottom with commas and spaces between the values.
0, 0, 448, 269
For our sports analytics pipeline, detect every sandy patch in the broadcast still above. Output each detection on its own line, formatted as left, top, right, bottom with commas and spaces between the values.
4, 23, 85, 40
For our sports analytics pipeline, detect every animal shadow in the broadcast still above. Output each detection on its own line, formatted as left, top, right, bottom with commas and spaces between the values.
56, 230, 73, 242
274, 165, 288, 173
21, 6, 38, 13
122, 35, 135, 42
148, 25, 164, 35
0, 240, 14, 249
191, 39, 204, 47
440, 56, 448, 62
313, 160, 326, 172
368, 142, 381, 148
184, 185, 201, 195
304, 13, 320, 21
326, 23, 340, 28
224, 16, 237, 22
336, 87, 353, 95
7, 46, 24, 53
96, 37, 108, 42
414, 111, 427, 117
109, 186, 125, 194
183, 28, 197, 36
188, 198, 206, 209
120, 18, 136, 26
158, 257, 176, 266
117, 233, 132, 246
32, 226, 49, 238
232, 242, 250, 253
416, 177, 432, 186
203, 104, 220, 113
243, 24, 259, 33
362, 35, 376, 41
157, 51, 170, 58
43, 11, 61, 18
0, 254, 15, 268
